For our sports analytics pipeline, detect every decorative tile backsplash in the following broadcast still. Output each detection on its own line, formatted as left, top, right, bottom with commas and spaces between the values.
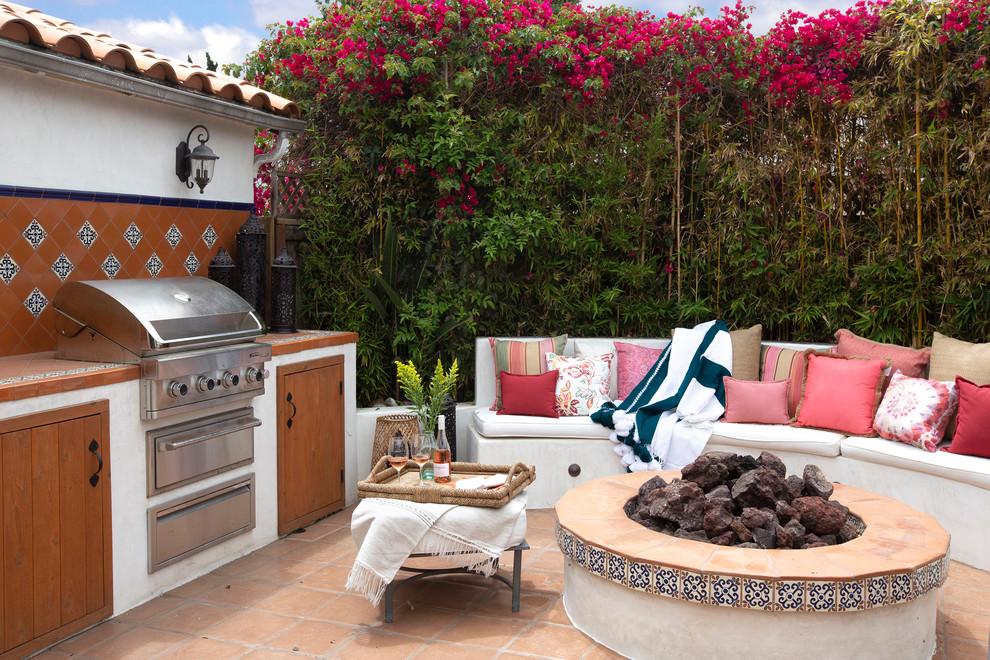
0, 192, 252, 356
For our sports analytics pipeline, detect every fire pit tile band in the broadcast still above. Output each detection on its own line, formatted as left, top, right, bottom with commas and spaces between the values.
554, 470, 950, 615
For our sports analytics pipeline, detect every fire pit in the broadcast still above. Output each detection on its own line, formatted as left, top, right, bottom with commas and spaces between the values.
556, 469, 948, 660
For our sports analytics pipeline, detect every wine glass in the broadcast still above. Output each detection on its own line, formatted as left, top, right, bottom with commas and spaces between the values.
387, 433, 409, 476
410, 433, 432, 485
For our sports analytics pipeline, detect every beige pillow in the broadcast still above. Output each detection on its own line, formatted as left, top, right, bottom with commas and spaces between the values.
729, 324, 763, 381
929, 332, 990, 385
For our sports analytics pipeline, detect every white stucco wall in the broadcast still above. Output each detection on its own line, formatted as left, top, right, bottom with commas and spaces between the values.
0, 63, 256, 202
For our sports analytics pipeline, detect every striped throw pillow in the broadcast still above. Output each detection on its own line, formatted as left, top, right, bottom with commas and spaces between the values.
762, 346, 836, 418
489, 335, 567, 410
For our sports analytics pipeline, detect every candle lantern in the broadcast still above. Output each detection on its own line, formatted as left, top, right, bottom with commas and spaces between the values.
269, 248, 297, 334
236, 212, 267, 319
207, 247, 236, 289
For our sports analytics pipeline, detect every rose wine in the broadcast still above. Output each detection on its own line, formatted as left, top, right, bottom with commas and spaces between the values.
388, 456, 408, 470
412, 455, 429, 466
433, 415, 452, 483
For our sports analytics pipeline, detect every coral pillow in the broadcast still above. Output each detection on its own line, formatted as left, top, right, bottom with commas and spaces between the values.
873, 371, 957, 452
489, 335, 567, 410
497, 370, 560, 417
546, 352, 612, 416
835, 329, 930, 391
722, 377, 791, 424
614, 341, 664, 400
943, 377, 990, 458
794, 352, 889, 436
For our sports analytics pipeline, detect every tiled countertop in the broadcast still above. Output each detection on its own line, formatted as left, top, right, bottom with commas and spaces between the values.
0, 330, 358, 403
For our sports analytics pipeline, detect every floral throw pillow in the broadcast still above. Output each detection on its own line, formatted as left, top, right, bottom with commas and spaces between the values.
545, 352, 613, 416
873, 370, 958, 452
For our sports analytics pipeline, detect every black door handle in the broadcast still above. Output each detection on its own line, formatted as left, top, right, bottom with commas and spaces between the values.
88, 439, 103, 487
286, 392, 297, 428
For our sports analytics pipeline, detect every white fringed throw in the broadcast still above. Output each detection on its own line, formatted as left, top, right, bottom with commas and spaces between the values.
592, 319, 732, 471
346, 492, 528, 607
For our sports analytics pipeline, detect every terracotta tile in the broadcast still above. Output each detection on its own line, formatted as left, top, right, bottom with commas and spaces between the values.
286, 524, 335, 542
765, 547, 854, 580
850, 536, 944, 572
435, 614, 529, 649
207, 609, 300, 645
855, 504, 948, 535
165, 574, 229, 600
54, 620, 133, 654
239, 649, 303, 660
944, 586, 990, 616
199, 579, 280, 607
413, 641, 499, 659
21, 652, 71, 660
597, 527, 676, 560
146, 601, 238, 634
806, 545, 903, 579
11, 381, 40, 399
406, 580, 493, 611
85, 626, 190, 659
538, 597, 571, 625
565, 517, 642, 546
635, 538, 715, 571
280, 537, 356, 564
266, 619, 358, 655
252, 585, 334, 617
948, 561, 990, 591
309, 593, 383, 626
506, 622, 595, 659
944, 609, 990, 642
297, 564, 353, 592
374, 604, 463, 639
583, 643, 630, 659
525, 510, 558, 531
524, 527, 561, 550
518, 569, 564, 595
524, 548, 565, 573
243, 558, 321, 584
157, 637, 249, 660
468, 585, 553, 619
944, 636, 990, 660
702, 547, 777, 579
332, 550, 357, 568
251, 536, 309, 558
332, 630, 426, 660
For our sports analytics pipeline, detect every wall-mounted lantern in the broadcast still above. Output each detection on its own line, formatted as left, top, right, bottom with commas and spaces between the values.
175, 125, 219, 193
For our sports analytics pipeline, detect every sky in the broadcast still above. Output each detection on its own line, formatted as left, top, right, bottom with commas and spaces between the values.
30, 0, 858, 72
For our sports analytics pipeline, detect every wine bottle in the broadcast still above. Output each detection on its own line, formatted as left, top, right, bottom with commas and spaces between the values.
433, 415, 452, 483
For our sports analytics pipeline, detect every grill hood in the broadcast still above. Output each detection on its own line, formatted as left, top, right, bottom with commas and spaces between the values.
54, 277, 266, 364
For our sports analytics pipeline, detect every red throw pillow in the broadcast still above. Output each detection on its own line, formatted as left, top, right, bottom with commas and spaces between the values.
794, 352, 889, 436
497, 370, 560, 418
943, 377, 990, 458
834, 328, 930, 391
722, 377, 792, 424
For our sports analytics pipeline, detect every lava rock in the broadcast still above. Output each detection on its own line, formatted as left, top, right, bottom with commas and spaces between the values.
682, 454, 731, 491
703, 498, 736, 536
776, 524, 794, 549
710, 530, 738, 546
784, 519, 807, 547
757, 451, 787, 478
638, 475, 668, 500
752, 526, 778, 549
653, 479, 705, 531
730, 519, 754, 543
803, 464, 834, 500
828, 500, 850, 518
642, 487, 666, 507
775, 501, 798, 525
732, 468, 785, 509
674, 528, 710, 543
792, 496, 846, 535
740, 507, 776, 531
784, 475, 806, 502
737, 542, 762, 549
707, 484, 732, 501
819, 534, 837, 546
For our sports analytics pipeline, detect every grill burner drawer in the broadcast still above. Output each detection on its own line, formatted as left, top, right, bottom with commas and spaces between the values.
148, 407, 259, 495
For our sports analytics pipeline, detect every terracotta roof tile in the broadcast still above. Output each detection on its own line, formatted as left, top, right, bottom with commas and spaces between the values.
0, 1, 300, 118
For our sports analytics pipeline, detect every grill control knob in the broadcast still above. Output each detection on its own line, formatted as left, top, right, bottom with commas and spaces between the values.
196, 377, 215, 392
167, 381, 188, 398
221, 372, 240, 388
245, 367, 263, 383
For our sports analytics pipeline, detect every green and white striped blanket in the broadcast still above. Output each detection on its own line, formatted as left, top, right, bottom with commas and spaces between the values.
591, 320, 732, 471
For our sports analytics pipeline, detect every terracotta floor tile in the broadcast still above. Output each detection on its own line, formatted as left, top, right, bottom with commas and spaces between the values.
54, 620, 133, 654
412, 641, 499, 659
239, 649, 303, 660
211, 553, 273, 578
156, 637, 249, 660
207, 609, 300, 645
375, 604, 463, 639
199, 579, 281, 607
166, 574, 230, 600
538, 597, 572, 625
266, 619, 358, 655
526, 527, 561, 549
332, 630, 428, 659
147, 601, 238, 634
21, 652, 71, 660
297, 564, 353, 592
435, 614, 529, 649
944, 636, 990, 660
280, 535, 355, 564
583, 642, 630, 659
251, 536, 309, 558
252, 585, 335, 617
332, 550, 358, 568
949, 561, 990, 591
528, 548, 566, 573
519, 569, 565, 595
944, 609, 990, 642
244, 557, 322, 584
945, 586, 990, 616
84, 627, 191, 660
309, 593, 383, 626
526, 510, 558, 530
406, 580, 493, 612
506, 622, 594, 659
468, 585, 553, 619
286, 524, 335, 542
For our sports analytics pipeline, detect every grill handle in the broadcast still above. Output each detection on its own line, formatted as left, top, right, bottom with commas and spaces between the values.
158, 416, 261, 452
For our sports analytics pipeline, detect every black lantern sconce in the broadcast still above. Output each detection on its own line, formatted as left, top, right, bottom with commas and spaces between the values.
175, 125, 219, 193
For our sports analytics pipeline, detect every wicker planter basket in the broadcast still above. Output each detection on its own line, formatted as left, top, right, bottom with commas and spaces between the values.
370, 413, 421, 471
358, 457, 535, 508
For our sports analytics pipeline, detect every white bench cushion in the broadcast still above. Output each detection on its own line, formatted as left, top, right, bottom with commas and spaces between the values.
840, 436, 990, 490
473, 409, 613, 440
710, 422, 844, 457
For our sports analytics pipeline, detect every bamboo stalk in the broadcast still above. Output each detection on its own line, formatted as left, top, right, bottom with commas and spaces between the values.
915, 74, 923, 343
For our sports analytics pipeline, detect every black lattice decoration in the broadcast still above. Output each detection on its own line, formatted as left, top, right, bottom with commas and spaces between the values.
208, 247, 236, 290
269, 248, 297, 333
236, 213, 267, 320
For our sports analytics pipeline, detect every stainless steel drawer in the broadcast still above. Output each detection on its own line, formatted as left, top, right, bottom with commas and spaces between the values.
147, 407, 259, 495
148, 475, 255, 572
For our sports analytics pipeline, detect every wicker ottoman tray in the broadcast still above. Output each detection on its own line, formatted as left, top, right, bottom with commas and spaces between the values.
358, 457, 535, 508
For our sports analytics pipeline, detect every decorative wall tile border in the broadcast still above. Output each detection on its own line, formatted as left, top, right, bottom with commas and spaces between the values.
0, 362, 130, 386
556, 524, 947, 613
0, 184, 254, 211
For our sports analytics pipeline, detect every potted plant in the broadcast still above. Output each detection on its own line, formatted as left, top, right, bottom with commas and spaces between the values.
395, 359, 459, 439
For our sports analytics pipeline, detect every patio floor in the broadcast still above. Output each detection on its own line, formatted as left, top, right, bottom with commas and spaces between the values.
33, 506, 990, 660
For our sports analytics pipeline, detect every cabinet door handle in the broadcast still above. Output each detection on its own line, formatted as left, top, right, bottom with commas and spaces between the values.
286, 392, 297, 428
88, 439, 103, 487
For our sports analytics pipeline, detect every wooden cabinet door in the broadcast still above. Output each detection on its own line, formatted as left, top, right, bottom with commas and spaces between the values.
277, 356, 345, 536
0, 400, 112, 659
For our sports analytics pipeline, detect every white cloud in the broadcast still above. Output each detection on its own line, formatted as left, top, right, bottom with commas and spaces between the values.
249, 0, 321, 29
89, 15, 261, 69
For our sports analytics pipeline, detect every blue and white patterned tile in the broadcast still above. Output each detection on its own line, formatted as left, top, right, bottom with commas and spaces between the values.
101, 253, 121, 279
164, 224, 183, 248
51, 254, 74, 282
587, 545, 606, 577
655, 566, 678, 598
628, 561, 651, 592
741, 578, 773, 610
123, 222, 143, 249
573, 538, 586, 567
838, 580, 866, 611
24, 288, 48, 317
774, 581, 805, 612
202, 224, 218, 248
77, 220, 97, 248
0, 253, 19, 284
184, 252, 200, 275
22, 219, 47, 248
679, 571, 709, 604
867, 575, 889, 608
710, 575, 741, 607
806, 581, 838, 612
890, 573, 912, 604
606, 552, 627, 585
931, 558, 946, 589
146, 253, 163, 277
